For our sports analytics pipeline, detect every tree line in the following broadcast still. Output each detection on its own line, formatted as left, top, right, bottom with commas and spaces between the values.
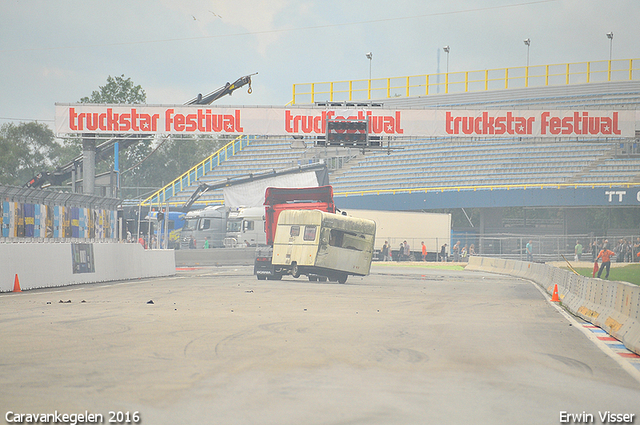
0, 75, 224, 199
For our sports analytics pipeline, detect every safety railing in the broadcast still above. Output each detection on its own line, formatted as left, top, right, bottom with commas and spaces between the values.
140, 135, 250, 207
291, 58, 640, 104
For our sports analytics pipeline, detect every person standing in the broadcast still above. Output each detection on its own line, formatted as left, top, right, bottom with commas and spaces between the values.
381, 241, 390, 261
526, 240, 533, 262
453, 241, 460, 262
597, 246, 616, 279
204, 236, 210, 249
440, 243, 448, 262
421, 241, 427, 261
574, 240, 583, 261
403, 240, 411, 261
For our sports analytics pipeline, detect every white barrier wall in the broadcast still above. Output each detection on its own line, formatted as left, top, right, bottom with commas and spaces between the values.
466, 256, 640, 356
0, 243, 175, 292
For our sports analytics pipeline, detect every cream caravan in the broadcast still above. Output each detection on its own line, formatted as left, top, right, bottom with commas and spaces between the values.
271, 209, 376, 284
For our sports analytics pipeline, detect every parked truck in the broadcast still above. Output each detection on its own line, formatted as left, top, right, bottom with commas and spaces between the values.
179, 205, 227, 249
253, 186, 376, 283
224, 206, 266, 247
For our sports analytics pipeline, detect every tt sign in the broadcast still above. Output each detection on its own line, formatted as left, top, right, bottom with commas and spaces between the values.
55, 104, 637, 138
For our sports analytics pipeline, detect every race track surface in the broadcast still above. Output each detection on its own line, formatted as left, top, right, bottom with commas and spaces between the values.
1, 263, 638, 425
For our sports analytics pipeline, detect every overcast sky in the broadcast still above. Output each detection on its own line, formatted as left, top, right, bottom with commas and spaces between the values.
1, 0, 638, 130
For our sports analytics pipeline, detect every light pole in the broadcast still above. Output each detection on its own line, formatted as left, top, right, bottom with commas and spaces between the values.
524, 38, 530, 67
366, 52, 373, 80
606, 32, 613, 61
443, 46, 450, 74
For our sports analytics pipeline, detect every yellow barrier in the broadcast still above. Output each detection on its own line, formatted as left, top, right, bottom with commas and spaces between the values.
291, 58, 639, 104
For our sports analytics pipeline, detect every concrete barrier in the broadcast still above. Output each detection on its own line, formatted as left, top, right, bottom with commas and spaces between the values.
466, 256, 640, 356
174, 247, 256, 267
0, 243, 175, 292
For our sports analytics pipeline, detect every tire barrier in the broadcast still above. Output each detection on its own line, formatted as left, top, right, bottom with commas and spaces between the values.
466, 256, 640, 356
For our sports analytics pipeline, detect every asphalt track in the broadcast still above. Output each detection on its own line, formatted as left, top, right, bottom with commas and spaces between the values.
1, 263, 639, 425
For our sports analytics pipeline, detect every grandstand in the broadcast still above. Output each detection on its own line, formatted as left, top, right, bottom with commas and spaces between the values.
144, 79, 640, 208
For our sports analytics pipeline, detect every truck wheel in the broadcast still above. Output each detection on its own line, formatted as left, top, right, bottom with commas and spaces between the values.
337, 273, 348, 284
308, 275, 317, 282
291, 263, 300, 278
257, 275, 267, 280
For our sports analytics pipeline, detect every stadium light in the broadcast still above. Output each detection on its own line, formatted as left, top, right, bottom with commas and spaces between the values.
606, 32, 613, 61
443, 46, 450, 74
366, 52, 373, 80
524, 38, 530, 67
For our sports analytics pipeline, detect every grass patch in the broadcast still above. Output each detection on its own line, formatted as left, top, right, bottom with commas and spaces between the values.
563, 264, 640, 285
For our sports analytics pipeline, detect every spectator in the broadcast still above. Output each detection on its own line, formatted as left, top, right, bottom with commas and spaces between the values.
469, 244, 476, 256
403, 240, 411, 261
440, 243, 448, 262
204, 236, 209, 249
634, 238, 640, 263
597, 246, 616, 279
453, 241, 460, 262
574, 240, 583, 261
421, 241, 427, 261
381, 241, 390, 261
526, 240, 533, 262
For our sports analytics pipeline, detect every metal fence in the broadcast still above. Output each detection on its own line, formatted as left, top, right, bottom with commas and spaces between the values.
292, 58, 640, 104
0, 184, 120, 243
375, 233, 640, 263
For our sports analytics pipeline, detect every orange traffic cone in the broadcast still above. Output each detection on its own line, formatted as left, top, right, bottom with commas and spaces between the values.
13, 274, 22, 292
550, 284, 560, 302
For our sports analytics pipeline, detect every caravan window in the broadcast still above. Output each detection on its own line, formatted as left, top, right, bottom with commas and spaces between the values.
303, 226, 317, 241
290, 226, 300, 237
329, 229, 364, 251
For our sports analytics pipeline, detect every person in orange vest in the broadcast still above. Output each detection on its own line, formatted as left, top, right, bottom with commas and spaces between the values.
596, 245, 616, 279
421, 241, 427, 261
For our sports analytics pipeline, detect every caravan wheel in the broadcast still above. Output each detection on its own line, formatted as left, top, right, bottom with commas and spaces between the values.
291, 263, 300, 278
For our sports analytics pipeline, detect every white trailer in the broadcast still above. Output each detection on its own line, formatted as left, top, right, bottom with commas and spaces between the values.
344, 209, 451, 258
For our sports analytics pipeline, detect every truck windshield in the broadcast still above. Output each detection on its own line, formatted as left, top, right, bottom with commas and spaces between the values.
227, 219, 242, 232
182, 218, 198, 231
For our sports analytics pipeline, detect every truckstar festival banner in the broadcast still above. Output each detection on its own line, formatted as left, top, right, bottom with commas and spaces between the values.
55, 104, 637, 138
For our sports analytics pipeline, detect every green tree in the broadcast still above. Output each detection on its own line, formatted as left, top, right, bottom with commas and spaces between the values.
56, 74, 224, 198
0, 122, 57, 186
80, 74, 146, 104
58, 74, 152, 176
